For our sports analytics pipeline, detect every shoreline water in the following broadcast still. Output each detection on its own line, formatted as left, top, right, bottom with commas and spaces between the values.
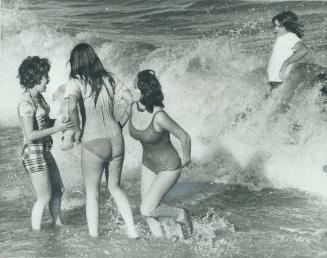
1, 127, 327, 257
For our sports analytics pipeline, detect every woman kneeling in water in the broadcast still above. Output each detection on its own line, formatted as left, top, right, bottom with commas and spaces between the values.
121, 69, 193, 239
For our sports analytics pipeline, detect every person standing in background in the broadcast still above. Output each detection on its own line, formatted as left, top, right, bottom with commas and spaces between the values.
267, 11, 308, 93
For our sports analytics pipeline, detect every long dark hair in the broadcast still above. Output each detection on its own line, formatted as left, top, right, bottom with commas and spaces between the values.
69, 43, 115, 106
137, 70, 164, 113
272, 11, 304, 39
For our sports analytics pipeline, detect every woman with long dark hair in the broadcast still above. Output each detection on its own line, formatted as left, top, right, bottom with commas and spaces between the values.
17, 56, 73, 230
66, 43, 138, 238
120, 70, 192, 239
267, 11, 308, 92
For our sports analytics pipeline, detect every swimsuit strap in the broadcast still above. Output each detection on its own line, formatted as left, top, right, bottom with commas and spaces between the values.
152, 109, 165, 121
38, 93, 47, 106
150, 109, 166, 130
129, 103, 165, 132
130, 102, 165, 123
26, 89, 38, 108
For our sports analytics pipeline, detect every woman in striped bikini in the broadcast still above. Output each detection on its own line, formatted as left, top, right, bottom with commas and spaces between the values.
17, 56, 73, 230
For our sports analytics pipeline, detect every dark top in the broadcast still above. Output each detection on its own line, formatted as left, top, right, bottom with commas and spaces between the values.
129, 104, 181, 173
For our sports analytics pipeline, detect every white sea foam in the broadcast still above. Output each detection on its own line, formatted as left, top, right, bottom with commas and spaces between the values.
2, 3, 327, 197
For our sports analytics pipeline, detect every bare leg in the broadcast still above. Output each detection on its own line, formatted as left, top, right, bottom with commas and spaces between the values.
48, 153, 64, 226
141, 166, 164, 237
107, 135, 138, 238
140, 167, 183, 219
29, 171, 51, 230
81, 147, 105, 237
140, 167, 193, 238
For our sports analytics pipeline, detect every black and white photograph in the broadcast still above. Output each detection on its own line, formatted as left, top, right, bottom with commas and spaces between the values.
1, 0, 327, 257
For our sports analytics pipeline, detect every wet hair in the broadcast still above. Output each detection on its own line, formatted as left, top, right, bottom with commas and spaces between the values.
272, 11, 304, 39
69, 43, 115, 106
17, 56, 50, 89
137, 70, 164, 113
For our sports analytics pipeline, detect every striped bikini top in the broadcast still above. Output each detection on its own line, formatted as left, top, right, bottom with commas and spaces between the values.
18, 90, 53, 145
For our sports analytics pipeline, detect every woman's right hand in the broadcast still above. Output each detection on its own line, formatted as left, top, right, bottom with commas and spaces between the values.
57, 120, 74, 131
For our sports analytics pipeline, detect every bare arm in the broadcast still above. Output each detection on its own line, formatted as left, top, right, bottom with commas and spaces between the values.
113, 75, 133, 128
120, 88, 132, 104
116, 85, 133, 127
20, 116, 71, 143
117, 103, 132, 129
280, 41, 308, 79
113, 74, 133, 104
285, 41, 308, 65
155, 112, 191, 167
68, 95, 82, 142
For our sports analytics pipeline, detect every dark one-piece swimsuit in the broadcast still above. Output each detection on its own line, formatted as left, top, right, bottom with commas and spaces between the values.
129, 105, 181, 174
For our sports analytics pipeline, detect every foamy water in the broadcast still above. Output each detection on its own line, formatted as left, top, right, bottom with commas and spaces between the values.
2, 0, 327, 195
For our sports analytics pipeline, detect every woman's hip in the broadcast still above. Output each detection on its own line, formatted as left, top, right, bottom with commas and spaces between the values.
82, 134, 124, 161
21, 143, 52, 174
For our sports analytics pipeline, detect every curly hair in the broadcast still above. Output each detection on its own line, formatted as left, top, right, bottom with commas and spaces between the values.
17, 56, 50, 89
272, 11, 304, 39
137, 70, 164, 113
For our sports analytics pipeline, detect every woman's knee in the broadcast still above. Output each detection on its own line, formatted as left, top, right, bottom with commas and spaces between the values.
86, 191, 99, 202
36, 193, 51, 206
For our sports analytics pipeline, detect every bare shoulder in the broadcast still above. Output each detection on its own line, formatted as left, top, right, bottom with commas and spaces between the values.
155, 109, 169, 119
155, 109, 175, 126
